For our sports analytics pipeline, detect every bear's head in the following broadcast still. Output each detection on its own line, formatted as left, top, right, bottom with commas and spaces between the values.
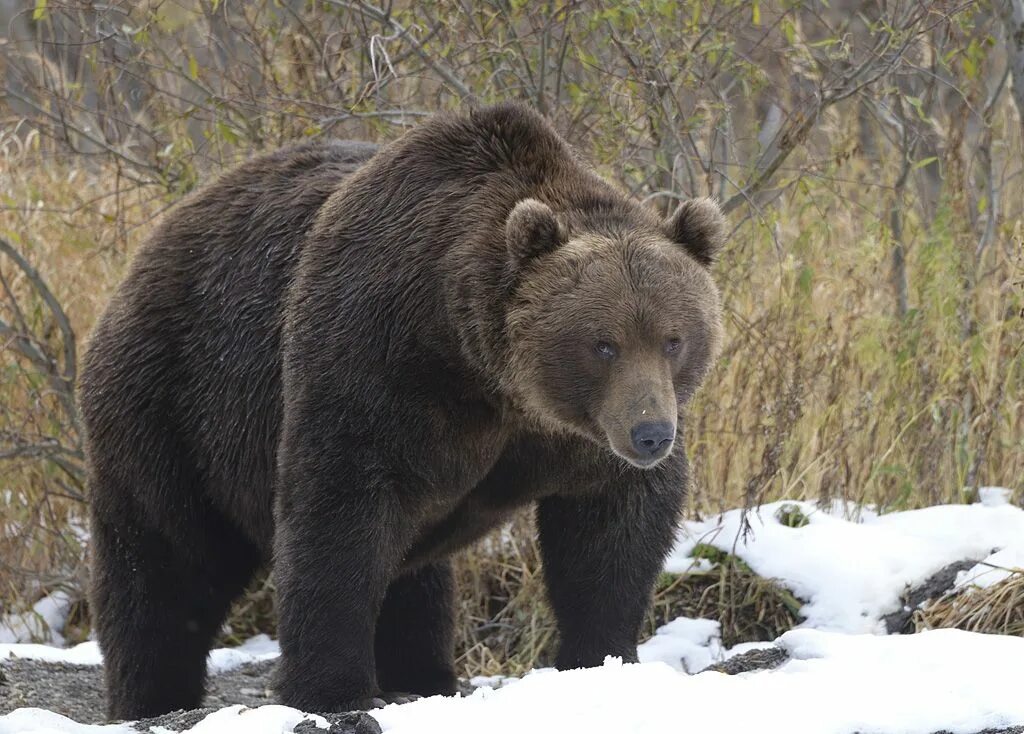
505, 197, 724, 469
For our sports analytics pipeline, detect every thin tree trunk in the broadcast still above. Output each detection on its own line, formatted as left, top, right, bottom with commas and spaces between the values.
1001, 0, 1024, 140
885, 95, 914, 319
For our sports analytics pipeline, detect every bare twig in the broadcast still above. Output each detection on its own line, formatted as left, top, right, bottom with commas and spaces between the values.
323, 0, 475, 101
0, 237, 82, 463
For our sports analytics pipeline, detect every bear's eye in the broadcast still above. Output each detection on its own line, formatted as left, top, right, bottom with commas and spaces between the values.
664, 338, 682, 356
593, 340, 618, 360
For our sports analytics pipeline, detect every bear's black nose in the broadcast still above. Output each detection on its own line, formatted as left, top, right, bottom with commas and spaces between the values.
630, 421, 675, 458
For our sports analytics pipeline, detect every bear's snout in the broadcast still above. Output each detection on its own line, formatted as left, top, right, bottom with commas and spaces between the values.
630, 421, 675, 462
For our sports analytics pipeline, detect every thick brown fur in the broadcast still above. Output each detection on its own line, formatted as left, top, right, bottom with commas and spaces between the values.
79, 103, 725, 719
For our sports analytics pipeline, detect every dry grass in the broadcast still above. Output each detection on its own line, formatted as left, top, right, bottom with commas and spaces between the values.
1, 133, 162, 613
686, 162, 1024, 516
453, 515, 556, 677
916, 569, 1024, 637
454, 520, 804, 676
650, 547, 802, 650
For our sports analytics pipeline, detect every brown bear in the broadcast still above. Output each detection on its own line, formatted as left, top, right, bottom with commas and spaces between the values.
79, 103, 725, 720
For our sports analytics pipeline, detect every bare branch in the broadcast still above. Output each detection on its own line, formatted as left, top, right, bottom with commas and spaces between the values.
323, 0, 475, 101
0, 238, 77, 392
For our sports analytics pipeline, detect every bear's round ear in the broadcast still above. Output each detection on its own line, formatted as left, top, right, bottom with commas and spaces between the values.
663, 197, 726, 267
505, 198, 564, 266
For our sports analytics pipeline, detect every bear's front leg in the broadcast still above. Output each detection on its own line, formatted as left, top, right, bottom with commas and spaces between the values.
273, 455, 405, 712
375, 561, 458, 697
536, 456, 686, 669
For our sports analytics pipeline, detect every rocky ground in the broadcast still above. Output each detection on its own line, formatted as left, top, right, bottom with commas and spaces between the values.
0, 658, 280, 728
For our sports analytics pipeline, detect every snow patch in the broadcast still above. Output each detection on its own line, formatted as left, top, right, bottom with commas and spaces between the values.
977, 486, 1013, 507
0, 636, 280, 674
0, 592, 74, 646
636, 617, 721, 673
161, 705, 329, 734
370, 629, 1024, 734
665, 498, 1024, 633
0, 641, 101, 666
0, 706, 332, 734
207, 634, 280, 674
955, 547, 1024, 591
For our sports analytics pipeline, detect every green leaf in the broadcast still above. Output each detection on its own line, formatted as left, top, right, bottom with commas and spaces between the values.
963, 55, 977, 80
797, 265, 814, 297
691, 543, 727, 563
782, 18, 796, 45
752, 1, 761, 26
32, 0, 47, 21
912, 156, 937, 171
216, 121, 240, 145
188, 54, 199, 81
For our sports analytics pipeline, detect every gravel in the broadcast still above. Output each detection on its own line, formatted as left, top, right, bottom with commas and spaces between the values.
0, 658, 106, 724
0, 658, 274, 725
700, 645, 790, 674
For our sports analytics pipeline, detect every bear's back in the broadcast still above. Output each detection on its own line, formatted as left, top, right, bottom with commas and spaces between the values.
81, 140, 377, 548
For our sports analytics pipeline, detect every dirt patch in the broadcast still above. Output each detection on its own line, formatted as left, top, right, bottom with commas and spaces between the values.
292, 713, 382, 734
882, 560, 980, 634
134, 708, 381, 734
131, 709, 219, 732
701, 646, 789, 675
203, 660, 278, 709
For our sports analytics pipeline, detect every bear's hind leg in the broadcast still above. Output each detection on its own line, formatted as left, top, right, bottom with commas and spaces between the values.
91, 511, 261, 720
374, 561, 458, 697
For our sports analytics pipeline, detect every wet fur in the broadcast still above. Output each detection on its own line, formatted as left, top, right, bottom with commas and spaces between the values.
80, 103, 723, 718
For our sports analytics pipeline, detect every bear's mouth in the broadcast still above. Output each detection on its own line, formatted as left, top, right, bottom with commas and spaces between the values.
627, 454, 666, 468
605, 434, 675, 470
616, 447, 673, 470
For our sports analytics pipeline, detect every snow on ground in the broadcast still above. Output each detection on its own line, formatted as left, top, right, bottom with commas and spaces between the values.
0, 592, 74, 646
664, 492, 1024, 632
4, 629, 1024, 734
635, 616, 775, 673
0, 634, 281, 674
0, 706, 335, 734
955, 546, 1024, 591
0, 639, 100, 666
205, 634, 281, 674
3, 491, 1023, 734
374, 629, 1024, 734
